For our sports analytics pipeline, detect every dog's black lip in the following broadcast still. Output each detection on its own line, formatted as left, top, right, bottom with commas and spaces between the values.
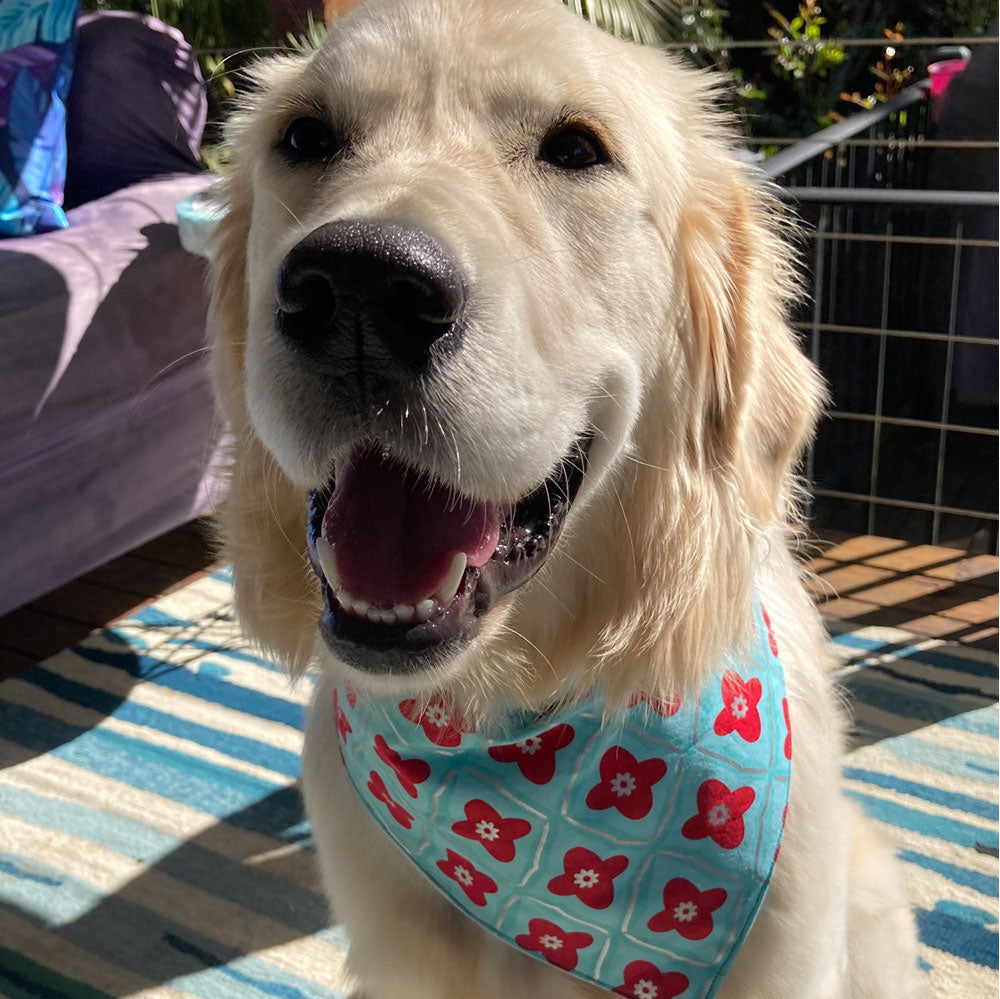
306, 433, 592, 675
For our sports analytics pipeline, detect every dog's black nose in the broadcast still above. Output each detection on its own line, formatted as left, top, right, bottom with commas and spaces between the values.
275, 219, 466, 378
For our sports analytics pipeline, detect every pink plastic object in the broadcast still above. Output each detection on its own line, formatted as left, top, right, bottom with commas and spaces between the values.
928, 58, 967, 98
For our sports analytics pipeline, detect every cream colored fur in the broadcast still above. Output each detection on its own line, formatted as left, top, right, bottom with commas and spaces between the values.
207, 0, 925, 995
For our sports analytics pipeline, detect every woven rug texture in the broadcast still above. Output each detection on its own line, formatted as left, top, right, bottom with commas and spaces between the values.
0, 568, 996, 999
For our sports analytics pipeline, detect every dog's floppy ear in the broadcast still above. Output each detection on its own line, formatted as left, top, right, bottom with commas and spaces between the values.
207, 153, 321, 675
675, 151, 825, 521
208, 175, 252, 430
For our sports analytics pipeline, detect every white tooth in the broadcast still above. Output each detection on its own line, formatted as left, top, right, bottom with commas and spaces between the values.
315, 536, 340, 590
366, 608, 382, 623
393, 604, 415, 623
415, 599, 436, 622
434, 551, 467, 605
335, 589, 350, 607
351, 598, 370, 616
377, 610, 396, 625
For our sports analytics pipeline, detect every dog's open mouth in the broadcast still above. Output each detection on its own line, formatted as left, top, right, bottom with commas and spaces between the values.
306, 434, 591, 673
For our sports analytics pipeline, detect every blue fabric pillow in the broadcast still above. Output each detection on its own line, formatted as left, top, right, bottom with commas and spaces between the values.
0, 0, 79, 237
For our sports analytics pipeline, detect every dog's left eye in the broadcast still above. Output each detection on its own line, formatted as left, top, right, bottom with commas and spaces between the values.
538, 125, 611, 170
279, 116, 339, 161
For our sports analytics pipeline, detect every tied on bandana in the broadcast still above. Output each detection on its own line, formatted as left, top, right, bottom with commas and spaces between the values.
333, 601, 791, 999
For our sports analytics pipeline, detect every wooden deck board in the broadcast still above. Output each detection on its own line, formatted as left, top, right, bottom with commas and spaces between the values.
808, 536, 998, 649
0, 518, 218, 681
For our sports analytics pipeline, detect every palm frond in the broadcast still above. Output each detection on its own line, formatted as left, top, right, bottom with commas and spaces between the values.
563, 0, 687, 46
286, 10, 328, 53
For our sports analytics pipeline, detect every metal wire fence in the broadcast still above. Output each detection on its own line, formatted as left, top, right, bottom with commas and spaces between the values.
753, 46, 998, 550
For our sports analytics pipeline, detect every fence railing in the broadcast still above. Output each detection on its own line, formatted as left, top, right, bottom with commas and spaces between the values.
763, 82, 933, 187
755, 69, 998, 549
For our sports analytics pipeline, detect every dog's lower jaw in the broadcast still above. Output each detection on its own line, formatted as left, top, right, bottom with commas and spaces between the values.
310, 592, 527, 706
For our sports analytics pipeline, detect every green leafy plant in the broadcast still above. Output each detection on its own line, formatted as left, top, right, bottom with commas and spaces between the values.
765, 0, 844, 82
286, 9, 328, 53
837, 25, 914, 113
562, 0, 686, 46
764, 0, 845, 128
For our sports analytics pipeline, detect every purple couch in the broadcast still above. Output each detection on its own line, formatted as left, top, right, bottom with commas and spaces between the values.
0, 13, 222, 617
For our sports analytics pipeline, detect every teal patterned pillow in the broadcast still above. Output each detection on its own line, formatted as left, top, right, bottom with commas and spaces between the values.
0, 0, 79, 236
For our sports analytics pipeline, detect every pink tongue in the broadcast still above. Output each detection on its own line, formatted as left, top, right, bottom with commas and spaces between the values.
323, 448, 500, 607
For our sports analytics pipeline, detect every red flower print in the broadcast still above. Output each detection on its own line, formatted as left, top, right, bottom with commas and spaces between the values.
681, 779, 755, 849
613, 961, 690, 999
629, 692, 681, 717
762, 605, 779, 657
487, 724, 575, 785
366, 770, 414, 829
547, 846, 628, 910
399, 695, 469, 747
712, 670, 762, 743
782, 698, 792, 760
647, 877, 728, 940
435, 849, 497, 907
333, 690, 352, 741
585, 747, 667, 820
515, 918, 592, 972
374, 734, 431, 798
452, 799, 531, 862
344, 684, 357, 708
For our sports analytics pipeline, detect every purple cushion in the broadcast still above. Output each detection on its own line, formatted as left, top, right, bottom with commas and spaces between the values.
0, 172, 222, 616
64, 11, 206, 209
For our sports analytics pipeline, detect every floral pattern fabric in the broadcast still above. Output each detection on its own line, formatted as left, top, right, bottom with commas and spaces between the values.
335, 601, 791, 999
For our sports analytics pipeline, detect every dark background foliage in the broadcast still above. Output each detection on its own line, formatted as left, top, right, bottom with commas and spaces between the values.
80, 0, 996, 144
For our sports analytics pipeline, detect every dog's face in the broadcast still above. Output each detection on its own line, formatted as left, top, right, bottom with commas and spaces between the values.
211, 0, 821, 702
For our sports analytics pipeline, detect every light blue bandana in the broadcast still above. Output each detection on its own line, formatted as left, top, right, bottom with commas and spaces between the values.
334, 602, 791, 999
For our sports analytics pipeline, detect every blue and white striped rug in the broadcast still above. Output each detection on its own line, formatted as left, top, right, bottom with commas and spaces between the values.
0, 569, 996, 999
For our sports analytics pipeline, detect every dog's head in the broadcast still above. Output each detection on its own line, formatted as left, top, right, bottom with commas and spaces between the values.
209, 0, 823, 709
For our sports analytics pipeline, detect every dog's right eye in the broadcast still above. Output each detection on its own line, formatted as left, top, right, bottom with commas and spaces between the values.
279, 116, 339, 162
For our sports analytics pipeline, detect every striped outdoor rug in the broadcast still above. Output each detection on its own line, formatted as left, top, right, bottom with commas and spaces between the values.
0, 569, 996, 999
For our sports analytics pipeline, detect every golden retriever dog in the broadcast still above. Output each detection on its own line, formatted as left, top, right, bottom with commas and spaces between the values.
207, 0, 925, 995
